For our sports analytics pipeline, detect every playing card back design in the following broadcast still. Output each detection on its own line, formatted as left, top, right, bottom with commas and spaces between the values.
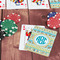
49, 0, 60, 8
25, 26, 57, 57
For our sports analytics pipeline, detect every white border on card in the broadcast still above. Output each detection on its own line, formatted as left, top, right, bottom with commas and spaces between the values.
28, 0, 50, 9
19, 24, 45, 51
0, 0, 5, 9
7, 0, 27, 9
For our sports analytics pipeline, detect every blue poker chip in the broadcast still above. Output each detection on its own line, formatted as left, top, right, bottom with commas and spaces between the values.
47, 12, 57, 19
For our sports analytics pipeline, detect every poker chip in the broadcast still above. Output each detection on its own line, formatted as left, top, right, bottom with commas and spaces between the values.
47, 12, 57, 19
47, 13, 60, 29
3, 13, 21, 24
3, 16, 7, 21
0, 30, 6, 40
1, 19, 18, 36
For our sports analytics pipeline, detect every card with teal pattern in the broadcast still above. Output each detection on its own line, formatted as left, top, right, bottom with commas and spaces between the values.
49, 0, 60, 8
25, 26, 57, 57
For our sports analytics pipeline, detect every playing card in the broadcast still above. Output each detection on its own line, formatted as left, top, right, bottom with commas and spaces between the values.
0, 0, 5, 9
28, 0, 50, 9
49, 0, 60, 8
25, 26, 57, 57
19, 24, 45, 50
7, 0, 27, 9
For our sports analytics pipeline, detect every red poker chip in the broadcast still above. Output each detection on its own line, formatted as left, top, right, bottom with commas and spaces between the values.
3, 13, 21, 24
47, 13, 60, 29
3, 16, 7, 20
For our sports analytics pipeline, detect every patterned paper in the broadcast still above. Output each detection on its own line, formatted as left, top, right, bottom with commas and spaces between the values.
49, 0, 60, 8
25, 26, 57, 57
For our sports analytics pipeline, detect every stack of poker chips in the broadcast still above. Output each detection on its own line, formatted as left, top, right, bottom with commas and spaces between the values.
0, 13, 21, 40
